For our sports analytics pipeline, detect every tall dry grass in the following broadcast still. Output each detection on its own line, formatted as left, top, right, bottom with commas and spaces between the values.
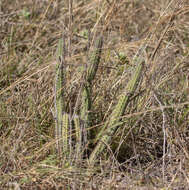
0, 0, 189, 189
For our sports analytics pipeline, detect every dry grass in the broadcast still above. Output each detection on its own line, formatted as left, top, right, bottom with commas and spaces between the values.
0, 0, 189, 189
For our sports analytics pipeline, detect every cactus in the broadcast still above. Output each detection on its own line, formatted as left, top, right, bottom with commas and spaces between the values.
55, 38, 66, 159
54, 34, 145, 169
89, 57, 144, 166
54, 36, 103, 164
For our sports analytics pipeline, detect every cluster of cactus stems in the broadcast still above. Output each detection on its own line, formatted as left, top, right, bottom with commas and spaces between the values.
55, 36, 103, 164
55, 35, 144, 168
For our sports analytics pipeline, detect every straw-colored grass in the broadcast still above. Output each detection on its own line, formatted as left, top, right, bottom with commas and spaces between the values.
1, 0, 189, 189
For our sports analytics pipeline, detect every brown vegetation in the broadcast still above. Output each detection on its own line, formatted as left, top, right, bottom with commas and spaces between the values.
0, 0, 189, 189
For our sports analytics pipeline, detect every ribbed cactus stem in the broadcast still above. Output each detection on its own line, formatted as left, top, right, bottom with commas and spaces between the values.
89, 58, 144, 166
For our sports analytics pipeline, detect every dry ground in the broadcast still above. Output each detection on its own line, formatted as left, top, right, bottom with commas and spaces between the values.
0, 0, 189, 189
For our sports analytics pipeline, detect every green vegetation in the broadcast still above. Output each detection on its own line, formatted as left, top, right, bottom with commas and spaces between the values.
0, 0, 189, 189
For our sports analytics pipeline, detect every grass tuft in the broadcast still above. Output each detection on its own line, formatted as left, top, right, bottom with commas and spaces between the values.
1, 0, 189, 189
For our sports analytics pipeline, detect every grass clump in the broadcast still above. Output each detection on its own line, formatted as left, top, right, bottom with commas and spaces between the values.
1, 0, 189, 189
